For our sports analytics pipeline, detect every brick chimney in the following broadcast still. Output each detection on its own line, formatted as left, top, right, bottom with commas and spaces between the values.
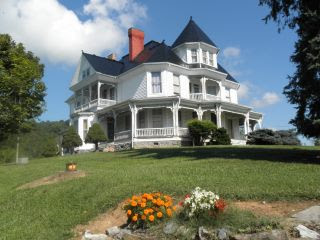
128, 28, 144, 61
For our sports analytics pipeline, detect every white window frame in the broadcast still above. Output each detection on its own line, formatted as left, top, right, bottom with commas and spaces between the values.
202, 50, 208, 64
209, 52, 214, 66
191, 49, 198, 63
151, 72, 162, 94
173, 74, 180, 95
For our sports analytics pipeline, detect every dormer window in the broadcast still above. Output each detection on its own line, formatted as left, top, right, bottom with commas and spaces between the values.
191, 49, 197, 63
82, 68, 91, 80
209, 52, 214, 66
202, 50, 208, 64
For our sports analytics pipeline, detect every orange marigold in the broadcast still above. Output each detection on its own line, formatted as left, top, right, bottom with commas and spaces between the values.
148, 208, 154, 213
127, 210, 132, 215
166, 208, 172, 217
148, 215, 155, 222
141, 202, 146, 208
132, 215, 138, 222
141, 214, 146, 220
152, 199, 157, 204
143, 209, 149, 215
156, 212, 163, 218
131, 201, 137, 207
147, 194, 153, 200
142, 198, 147, 203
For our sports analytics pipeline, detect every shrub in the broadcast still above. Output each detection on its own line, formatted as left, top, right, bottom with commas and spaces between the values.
187, 120, 217, 146
211, 128, 231, 145
123, 192, 176, 228
85, 123, 107, 151
247, 129, 282, 145
62, 127, 82, 154
276, 130, 301, 145
247, 129, 300, 145
315, 138, 320, 146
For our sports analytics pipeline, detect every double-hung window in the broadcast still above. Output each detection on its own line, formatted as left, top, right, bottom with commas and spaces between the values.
151, 72, 162, 93
191, 49, 197, 63
173, 75, 180, 95
202, 50, 208, 64
209, 52, 214, 66
83, 119, 88, 140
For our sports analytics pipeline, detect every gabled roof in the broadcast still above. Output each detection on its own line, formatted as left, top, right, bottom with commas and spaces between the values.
217, 64, 237, 82
83, 52, 123, 76
172, 18, 217, 48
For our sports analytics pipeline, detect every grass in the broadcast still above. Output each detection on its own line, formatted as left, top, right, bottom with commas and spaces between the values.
0, 145, 319, 239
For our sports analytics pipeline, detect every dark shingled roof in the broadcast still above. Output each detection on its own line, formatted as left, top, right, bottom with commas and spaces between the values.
82, 19, 237, 83
172, 18, 217, 48
83, 52, 123, 76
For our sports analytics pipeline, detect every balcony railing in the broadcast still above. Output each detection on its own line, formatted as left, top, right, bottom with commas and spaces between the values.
73, 98, 116, 113
189, 93, 220, 102
136, 127, 174, 137
178, 127, 189, 137
114, 130, 132, 141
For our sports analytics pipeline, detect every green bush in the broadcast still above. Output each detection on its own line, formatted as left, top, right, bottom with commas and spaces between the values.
314, 138, 320, 146
62, 127, 82, 154
247, 129, 300, 145
211, 128, 231, 145
85, 123, 107, 151
187, 120, 217, 146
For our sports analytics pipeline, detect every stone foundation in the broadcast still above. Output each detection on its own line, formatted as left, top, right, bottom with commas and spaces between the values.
133, 140, 183, 149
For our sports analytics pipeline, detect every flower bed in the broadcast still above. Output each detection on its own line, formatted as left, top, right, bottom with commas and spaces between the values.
180, 187, 226, 218
124, 192, 176, 227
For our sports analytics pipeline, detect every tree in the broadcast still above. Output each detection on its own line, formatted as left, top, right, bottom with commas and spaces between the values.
211, 128, 231, 145
85, 123, 107, 151
187, 120, 216, 146
0, 34, 46, 141
62, 127, 82, 154
314, 138, 320, 147
276, 129, 301, 145
259, 1, 320, 139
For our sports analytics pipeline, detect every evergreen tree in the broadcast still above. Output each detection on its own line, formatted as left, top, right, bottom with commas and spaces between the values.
211, 128, 231, 145
259, 0, 320, 139
62, 127, 82, 154
85, 123, 107, 151
187, 120, 217, 146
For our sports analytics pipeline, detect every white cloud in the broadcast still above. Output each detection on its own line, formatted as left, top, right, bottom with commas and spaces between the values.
0, 0, 147, 65
237, 82, 250, 100
222, 47, 241, 58
251, 92, 281, 108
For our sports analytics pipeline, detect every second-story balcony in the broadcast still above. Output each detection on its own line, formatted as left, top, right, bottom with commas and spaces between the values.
74, 98, 116, 113
189, 93, 220, 101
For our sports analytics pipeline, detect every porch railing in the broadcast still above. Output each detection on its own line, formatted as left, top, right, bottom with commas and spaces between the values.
178, 127, 189, 137
189, 93, 220, 102
114, 130, 132, 141
73, 98, 116, 113
136, 127, 174, 137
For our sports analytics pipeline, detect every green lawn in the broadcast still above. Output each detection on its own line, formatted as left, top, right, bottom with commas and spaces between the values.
0, 145, 319, 240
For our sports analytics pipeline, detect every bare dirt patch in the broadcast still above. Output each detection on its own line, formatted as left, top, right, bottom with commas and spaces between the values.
232, 200, 320, 217
72, 201, 127, 240
17, 171, 86, 190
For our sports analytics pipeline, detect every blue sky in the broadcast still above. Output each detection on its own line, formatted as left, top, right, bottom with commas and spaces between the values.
1, 0, 308, 143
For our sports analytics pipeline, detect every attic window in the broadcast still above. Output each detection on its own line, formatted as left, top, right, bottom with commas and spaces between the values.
209, 52, 214, 66
82, 68, 91, 80
191, 49, 197, 63
202, 50, 208, 64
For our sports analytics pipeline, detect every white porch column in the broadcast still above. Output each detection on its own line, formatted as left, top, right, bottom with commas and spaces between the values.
81, 88, 84, 106
196, 106, 203, 120
216, 104, 222, 128
244, 113, 250, 135
89, 84, 92, 102
200, 76, 207, 100
97, 81, 101, 105
171, 101, 179, 136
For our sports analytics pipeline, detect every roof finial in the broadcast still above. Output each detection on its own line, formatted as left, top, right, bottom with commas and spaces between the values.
190, 16, 193, 21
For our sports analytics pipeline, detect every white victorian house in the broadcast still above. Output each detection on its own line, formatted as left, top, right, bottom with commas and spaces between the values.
66, 18, 263, 150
